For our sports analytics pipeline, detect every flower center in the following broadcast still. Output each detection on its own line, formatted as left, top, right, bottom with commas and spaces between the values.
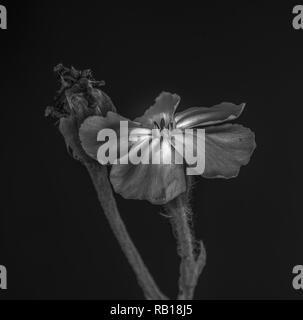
152, 120, 172, 140
153, 117, 175, 132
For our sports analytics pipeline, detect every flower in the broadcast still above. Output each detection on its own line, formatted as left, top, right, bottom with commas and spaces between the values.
79, 92, 256, 204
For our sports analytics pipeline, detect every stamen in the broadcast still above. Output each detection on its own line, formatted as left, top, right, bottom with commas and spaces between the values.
160, 118, 166, 130
153, 121, 160, 129
168, 121, 174, 130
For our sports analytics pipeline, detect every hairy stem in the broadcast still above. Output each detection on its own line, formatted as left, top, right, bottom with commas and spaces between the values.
165, 194, 206, 300
85, 162, 167, 300
51, 65, 166, 300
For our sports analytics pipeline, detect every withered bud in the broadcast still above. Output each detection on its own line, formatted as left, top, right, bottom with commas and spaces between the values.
45, 64, 116, 123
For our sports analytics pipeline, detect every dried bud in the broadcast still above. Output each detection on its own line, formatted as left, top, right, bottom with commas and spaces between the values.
45, 64, 117, 163
45, 64, 116, 123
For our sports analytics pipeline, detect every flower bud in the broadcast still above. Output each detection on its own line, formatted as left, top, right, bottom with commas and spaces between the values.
46, 64, 116, 122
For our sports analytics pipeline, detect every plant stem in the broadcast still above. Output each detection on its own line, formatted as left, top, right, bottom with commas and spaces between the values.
165, 194, 206, 300
58, 117, 166, 299
85, 162, 168, 300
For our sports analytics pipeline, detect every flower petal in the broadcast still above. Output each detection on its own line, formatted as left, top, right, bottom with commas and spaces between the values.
134, 92, 181, 128
170, 129, 206, 175
175, 102, 245, 129
110, 136, 186, 204
110, 162, 186, 204
79, 111, 143, 160
202, 124, 256, 178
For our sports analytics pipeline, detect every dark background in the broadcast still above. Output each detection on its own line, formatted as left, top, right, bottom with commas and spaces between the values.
0, 1, 302, 300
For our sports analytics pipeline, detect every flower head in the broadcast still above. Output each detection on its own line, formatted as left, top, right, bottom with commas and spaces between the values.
45, 64, 116, 121
79, 92, 256, 204
45, 64, 117, 162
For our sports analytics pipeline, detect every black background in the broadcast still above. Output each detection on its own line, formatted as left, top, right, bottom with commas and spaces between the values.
0, 1, 302, 300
